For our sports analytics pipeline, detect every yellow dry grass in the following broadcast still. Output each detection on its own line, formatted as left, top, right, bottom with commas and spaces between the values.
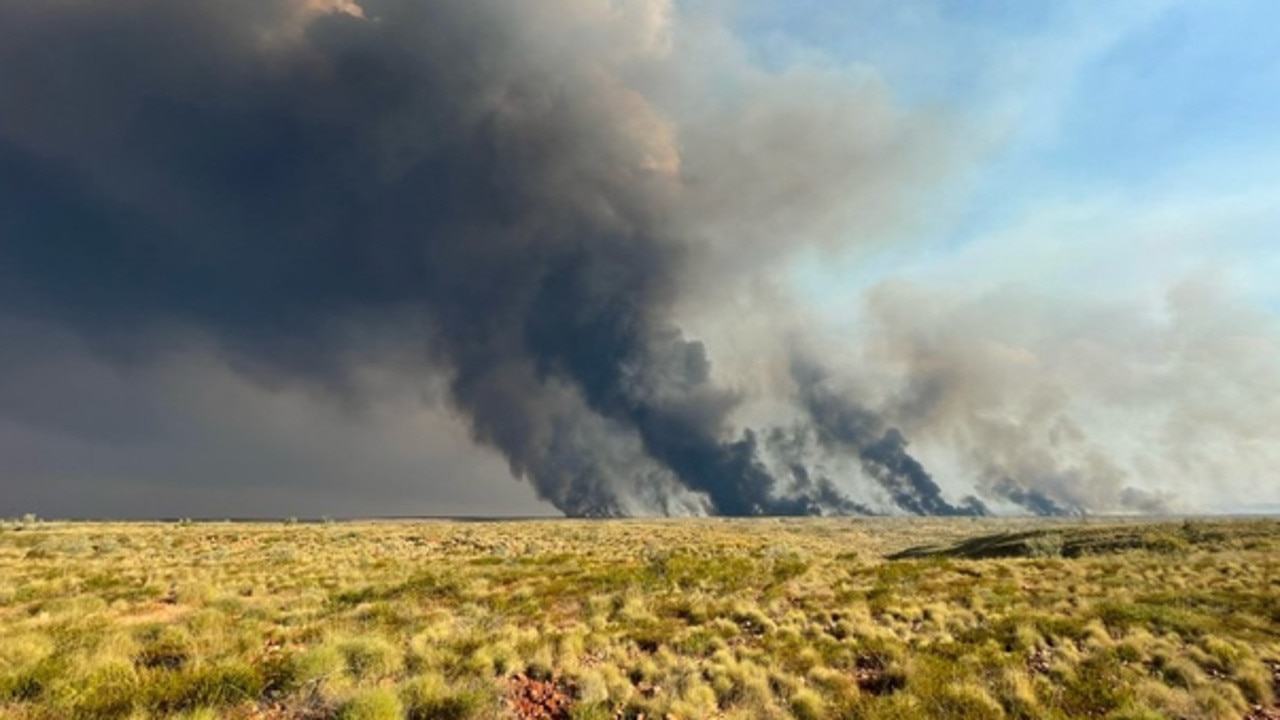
0, 516, 1277, 719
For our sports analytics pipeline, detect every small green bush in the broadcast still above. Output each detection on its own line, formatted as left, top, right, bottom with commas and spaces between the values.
337, 637, 401, 681
340, 687, 404, 720
402, 673, 486, 720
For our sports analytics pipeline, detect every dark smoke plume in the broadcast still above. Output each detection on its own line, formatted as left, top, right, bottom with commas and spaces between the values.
990, 478, 1079, 517
791, 358, 987, 516
0, 0, 1077, 516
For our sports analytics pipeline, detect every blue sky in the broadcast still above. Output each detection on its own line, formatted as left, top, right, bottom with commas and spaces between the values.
726, 0, 1280, 315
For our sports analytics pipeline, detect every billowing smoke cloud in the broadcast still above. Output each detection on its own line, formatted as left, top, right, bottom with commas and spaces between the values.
0, 0, 977, 517
845, 278, 1280, 515
7, 0, 1251, 518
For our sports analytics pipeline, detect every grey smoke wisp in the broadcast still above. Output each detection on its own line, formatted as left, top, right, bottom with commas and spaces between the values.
790, 357, 987, 516
4, 0, 1228, 517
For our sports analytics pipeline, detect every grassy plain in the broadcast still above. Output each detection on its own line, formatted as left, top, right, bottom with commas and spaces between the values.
0, 516, 1277, 719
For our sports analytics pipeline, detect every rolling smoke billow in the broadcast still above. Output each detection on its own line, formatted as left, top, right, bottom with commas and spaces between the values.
0, 0, 1190, 517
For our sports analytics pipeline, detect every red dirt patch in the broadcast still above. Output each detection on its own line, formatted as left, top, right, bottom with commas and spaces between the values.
507, 672, 575, 720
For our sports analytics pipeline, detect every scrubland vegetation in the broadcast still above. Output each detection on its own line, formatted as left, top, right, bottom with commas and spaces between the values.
0, 516, 1277, 719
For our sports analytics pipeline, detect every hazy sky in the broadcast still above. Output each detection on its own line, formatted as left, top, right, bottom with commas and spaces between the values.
1, 0, 1277, 518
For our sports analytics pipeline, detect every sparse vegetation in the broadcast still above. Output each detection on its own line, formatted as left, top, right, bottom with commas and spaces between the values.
0, 517, 1277, 719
